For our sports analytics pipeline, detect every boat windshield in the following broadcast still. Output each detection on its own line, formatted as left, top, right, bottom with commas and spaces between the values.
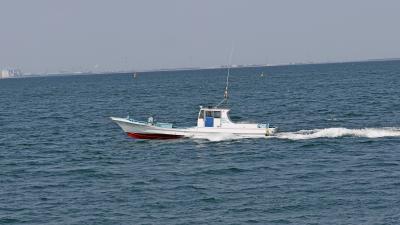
214, 111, 221, 118
199, 110, 204, 119
201, 110, 221, 118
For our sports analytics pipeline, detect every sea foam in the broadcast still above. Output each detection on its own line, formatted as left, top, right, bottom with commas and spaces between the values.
191, 127, 400, 141
275, 127, 400, 140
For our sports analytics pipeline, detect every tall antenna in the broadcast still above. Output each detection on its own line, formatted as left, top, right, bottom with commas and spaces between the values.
217, 42, 234, 107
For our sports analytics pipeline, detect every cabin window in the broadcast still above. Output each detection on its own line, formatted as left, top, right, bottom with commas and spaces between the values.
199, 110, 204, 119
214, 111, 221, 118
206, 111, 212, 117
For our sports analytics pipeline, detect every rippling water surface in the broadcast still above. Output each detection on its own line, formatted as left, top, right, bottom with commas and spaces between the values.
1, 61, 400, 224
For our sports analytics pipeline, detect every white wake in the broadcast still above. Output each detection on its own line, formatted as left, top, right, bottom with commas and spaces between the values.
191, 127, 400, 141
275, 127, 400, 140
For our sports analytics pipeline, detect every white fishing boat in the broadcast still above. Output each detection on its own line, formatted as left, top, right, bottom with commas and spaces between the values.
111, 106, 277, 139
111, 52, 277, 140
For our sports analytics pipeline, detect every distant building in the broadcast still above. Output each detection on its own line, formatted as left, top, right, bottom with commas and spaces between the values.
1, 69, 22, 79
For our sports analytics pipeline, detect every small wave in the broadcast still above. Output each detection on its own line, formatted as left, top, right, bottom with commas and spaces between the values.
200, 197, 220, 203
275, 127, 400, 140
201, 167, 247, 175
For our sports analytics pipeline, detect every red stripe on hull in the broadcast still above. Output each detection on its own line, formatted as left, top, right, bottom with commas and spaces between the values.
127, 132, 183, 140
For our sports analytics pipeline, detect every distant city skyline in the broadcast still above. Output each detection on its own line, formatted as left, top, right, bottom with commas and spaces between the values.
1, 0, 400, 74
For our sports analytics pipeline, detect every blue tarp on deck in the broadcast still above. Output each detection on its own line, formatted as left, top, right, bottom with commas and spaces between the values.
205, 116, 214, 127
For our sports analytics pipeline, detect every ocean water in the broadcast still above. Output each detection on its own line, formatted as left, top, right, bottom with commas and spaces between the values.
1, 60, 400, 224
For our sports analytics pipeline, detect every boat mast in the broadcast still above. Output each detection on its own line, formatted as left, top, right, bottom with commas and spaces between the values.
217, 44, 234, 107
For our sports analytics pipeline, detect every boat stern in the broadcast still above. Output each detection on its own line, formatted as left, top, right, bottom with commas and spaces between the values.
265, 127, 278, 136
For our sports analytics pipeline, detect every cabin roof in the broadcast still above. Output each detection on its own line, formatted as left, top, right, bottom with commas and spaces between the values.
200, 106, 230, 111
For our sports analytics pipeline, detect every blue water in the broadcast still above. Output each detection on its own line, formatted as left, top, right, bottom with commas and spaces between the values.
1, 60, 400, 224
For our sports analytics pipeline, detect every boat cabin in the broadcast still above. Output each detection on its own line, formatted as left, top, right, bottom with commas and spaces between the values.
197, 106, 233, 128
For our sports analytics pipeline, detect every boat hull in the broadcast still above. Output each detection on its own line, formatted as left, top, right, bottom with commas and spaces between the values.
111, 117, 277, 140
126, 132, 184, 139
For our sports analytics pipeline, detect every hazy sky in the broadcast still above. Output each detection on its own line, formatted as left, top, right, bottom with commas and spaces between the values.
1, 0, 400, 73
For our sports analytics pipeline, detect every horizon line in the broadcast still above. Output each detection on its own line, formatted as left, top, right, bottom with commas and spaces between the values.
7, 56, 400, 78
